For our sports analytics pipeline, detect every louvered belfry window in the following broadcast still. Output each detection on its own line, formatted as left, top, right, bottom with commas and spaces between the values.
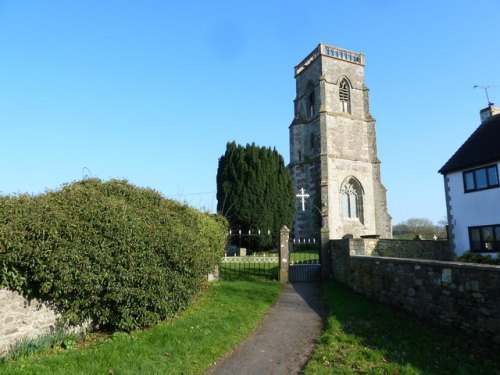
339, 79, 351, 114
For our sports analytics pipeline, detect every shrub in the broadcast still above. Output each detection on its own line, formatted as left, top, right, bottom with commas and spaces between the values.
0, 179, 227, 331
456, 251, 500, 265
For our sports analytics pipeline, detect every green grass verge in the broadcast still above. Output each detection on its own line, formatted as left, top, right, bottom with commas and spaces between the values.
0, 281, 281, 375
305, 282, 500, 375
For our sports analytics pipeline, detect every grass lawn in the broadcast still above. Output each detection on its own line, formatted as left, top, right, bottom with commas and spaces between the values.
305, 281, 500, 375
290, 248, 320, 264
0, 281, 282, 375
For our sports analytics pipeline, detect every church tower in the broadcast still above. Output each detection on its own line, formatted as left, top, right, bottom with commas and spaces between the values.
289, 43, 392, 240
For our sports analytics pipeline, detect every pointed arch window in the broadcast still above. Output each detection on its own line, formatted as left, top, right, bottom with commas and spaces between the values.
341, 178, 364, 223
339, 79, 351, 114
306, 82, 315, 117
308, 91, 315, 116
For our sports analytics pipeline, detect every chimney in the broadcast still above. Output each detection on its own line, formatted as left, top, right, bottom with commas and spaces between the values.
480, 104, 500, 123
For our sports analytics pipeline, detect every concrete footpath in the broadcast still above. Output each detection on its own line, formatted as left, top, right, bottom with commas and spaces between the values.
205, 283, 325, 375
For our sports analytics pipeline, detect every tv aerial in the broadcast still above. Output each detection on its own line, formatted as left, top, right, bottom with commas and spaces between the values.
473, 84, 499, 106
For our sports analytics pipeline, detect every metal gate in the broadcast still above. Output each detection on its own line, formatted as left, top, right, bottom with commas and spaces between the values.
289, 238, 321, 282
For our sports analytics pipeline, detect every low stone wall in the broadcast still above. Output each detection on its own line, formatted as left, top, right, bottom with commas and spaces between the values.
0, 289, 60, 355
330, 240, 500, 345
348, 238, 453, 260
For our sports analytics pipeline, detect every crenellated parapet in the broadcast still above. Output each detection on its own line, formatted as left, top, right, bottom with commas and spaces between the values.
295, 43, 365, 76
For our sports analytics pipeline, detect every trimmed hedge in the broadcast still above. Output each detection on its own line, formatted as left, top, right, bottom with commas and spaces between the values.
0, 179, 227, 331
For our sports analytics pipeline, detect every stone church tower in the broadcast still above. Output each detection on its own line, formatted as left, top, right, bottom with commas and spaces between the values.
289, 43, 392, 240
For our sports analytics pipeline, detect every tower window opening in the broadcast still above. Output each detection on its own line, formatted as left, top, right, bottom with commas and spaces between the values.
339, 79, 351, 114
308, 91, 315, 117
341, 178, 364, 223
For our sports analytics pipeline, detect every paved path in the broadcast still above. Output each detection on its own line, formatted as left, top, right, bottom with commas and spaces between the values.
206, 282, 325, 375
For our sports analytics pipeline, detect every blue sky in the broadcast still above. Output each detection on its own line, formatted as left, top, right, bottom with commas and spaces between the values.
0, 0, 499, 225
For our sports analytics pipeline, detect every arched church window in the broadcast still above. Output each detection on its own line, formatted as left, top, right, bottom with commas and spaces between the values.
339, 79, 351, 114
341, 178, 363, 223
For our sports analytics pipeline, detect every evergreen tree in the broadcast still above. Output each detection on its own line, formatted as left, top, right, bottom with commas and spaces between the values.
216, 142, 294, 251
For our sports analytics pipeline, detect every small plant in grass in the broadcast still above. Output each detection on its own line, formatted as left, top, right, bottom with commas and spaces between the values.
1, 326, 82, 362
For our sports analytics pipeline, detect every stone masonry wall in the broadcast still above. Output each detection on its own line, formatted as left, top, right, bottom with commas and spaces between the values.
0, 289, 60, 355
330, 240, 500, 345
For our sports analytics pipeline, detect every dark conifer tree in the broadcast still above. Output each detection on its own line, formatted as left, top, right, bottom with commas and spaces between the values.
216, 142, 294, 251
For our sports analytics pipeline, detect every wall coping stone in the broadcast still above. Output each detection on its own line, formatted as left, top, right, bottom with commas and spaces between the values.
351, 254, 500, 272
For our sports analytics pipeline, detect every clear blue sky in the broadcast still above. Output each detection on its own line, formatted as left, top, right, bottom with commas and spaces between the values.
1, 0, 499, 225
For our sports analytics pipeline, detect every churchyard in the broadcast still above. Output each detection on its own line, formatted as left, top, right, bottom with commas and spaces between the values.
219, 244, 320, 281
0, 184, 499, 373
2, 41, 499, 373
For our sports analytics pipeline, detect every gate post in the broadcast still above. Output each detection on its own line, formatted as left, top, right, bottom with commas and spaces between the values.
320, 225, 332, 281
279, 226, 290, 284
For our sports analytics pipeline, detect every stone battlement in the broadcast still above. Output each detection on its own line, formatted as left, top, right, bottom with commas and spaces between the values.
295, 43, 365, 76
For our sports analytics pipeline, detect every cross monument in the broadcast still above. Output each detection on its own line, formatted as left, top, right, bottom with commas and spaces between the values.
296, 188, 310, 212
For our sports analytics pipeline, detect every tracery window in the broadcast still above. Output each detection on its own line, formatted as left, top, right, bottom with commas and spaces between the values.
339, 79, 351, 114
341, 178, 363, 223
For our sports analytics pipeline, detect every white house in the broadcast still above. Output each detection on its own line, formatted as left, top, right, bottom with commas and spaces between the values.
439, 105, 500, 256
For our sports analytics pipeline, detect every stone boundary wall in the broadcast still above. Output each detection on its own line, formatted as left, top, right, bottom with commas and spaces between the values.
350, 238, 453, 261
0, 289, 60, 355
330, 239, 500, 345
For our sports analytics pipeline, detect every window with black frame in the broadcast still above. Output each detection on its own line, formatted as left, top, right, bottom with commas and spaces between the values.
463, 164, 499, 193
469, 225, 500, 252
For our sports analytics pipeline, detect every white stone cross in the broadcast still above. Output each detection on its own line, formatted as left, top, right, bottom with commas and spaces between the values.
296, 187, 310, 212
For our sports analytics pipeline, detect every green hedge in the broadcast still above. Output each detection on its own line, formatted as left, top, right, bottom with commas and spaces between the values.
0, 179, 227, 331
456, 251, 500, 265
